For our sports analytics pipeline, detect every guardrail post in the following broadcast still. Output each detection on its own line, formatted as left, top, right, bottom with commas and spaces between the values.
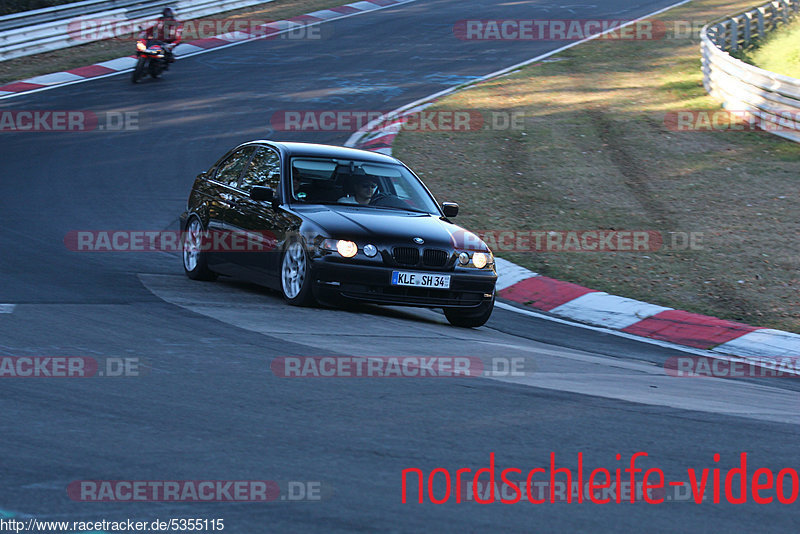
711, 23, 721, 49
774, 1, 783, 28
779, 0, 791, 23
730, 16, 739, 52
743, 12, 752, 46
757, 7, 766, 38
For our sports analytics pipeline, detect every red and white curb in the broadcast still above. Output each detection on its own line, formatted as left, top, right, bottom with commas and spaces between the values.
491, 259, 800, 358
348, 102, 437, 155
0, 0, 416, 99
344, 0, 800, 362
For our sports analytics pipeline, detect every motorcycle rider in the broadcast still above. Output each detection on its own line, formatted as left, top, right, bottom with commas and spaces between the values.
140, 7, 182, 68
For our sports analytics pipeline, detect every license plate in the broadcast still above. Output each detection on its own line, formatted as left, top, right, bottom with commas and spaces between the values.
391, 271, 451, 289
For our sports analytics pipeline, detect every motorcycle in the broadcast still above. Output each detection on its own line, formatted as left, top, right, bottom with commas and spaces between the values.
132, 38, 169, 83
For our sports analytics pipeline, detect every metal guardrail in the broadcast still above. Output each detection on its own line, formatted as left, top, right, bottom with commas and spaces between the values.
0, 0, 272, 61
701, 0, 800, 142
0, 0, 156, 32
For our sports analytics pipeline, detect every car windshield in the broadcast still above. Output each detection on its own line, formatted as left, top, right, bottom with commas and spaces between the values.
289, 157, 441, 214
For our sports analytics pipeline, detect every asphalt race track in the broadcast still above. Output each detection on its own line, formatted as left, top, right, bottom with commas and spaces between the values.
1, 0, 799, 531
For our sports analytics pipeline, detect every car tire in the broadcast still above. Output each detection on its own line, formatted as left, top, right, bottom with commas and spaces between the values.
444, 294, 494, 328
280, 239, 316, 306
182, 216, 217, 281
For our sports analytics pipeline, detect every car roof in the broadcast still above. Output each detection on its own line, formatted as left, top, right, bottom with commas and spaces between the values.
243, 141, 401, 164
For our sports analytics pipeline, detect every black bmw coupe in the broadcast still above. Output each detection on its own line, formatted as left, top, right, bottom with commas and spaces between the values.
180, 141, 497, 327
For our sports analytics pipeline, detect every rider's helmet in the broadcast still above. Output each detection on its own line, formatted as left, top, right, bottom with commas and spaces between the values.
162, 7, 176, 19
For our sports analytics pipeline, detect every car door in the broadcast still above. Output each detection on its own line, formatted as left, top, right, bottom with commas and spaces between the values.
224, 145, 286, 283
204, 145, 255, 273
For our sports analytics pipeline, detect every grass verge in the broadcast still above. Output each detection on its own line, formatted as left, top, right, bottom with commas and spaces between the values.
733, 17, 800, 78
0, 0, 347, 84
394, 0, 800, 332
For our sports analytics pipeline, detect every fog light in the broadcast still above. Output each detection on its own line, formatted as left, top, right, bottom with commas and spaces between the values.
363, 244, 378, 257
472, 252, 489, 269
337, 240, 357, 258
458, 252, 470, 265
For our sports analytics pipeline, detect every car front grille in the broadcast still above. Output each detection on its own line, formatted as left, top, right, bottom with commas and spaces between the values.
422, 249, 448, 267
393, 247, 420, 265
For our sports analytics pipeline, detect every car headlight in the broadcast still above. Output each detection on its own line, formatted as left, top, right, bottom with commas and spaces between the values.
456, 251, 493, 268
337, 240, 357, 258
320, 238, 357, 258
472, 252, 490, 269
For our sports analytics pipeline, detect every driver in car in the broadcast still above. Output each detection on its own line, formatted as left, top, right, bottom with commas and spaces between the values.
338, 175, 379, 205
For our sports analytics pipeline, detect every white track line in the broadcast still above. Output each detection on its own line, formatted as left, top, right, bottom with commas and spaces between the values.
346, 0, 693, 147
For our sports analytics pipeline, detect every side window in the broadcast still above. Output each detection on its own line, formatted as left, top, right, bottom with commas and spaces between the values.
214, 147, 254, 187
214, 146, 253, 187
241, 146, 281, 193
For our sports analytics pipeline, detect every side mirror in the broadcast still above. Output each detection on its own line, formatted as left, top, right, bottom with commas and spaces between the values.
442, 202, 459, 218
250, 186, 275, 202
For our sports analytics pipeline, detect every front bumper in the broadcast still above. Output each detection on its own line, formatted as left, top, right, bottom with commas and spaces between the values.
310, 259, 496, 309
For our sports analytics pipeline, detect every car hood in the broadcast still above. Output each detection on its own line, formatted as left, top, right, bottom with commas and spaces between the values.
293, 205, 488, 251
